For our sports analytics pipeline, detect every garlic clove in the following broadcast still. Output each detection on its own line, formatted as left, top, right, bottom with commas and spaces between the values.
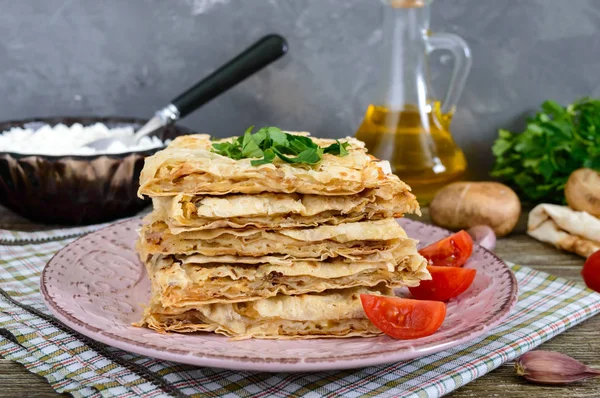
515, 350, 600, 385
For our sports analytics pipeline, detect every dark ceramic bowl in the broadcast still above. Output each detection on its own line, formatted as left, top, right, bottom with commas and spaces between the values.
0, 116, 193, 226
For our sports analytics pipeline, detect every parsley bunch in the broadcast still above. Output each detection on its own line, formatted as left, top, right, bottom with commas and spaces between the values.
491, 97, 600, 203
211, 126, 350, 166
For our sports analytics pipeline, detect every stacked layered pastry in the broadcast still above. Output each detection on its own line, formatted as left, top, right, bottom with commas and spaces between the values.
136, 133, 429, 340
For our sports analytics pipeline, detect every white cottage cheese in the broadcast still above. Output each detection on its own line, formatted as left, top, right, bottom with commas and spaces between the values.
0, 122, 167, 155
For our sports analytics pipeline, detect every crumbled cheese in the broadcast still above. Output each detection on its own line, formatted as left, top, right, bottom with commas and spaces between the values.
0, 122, 167, 155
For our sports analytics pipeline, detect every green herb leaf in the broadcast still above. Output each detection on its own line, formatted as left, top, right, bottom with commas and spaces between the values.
491, 97, 600, 204
268, 127, 288, 147
273, 144, 296, 155
210, 126, 353, 166
288, 135, 316, 154
211, 142, 242, 160
541, 100, 566, 117
251, 127, 268, 147
323, 140, 350, 156
251, 148, 276, 166
273, 146, 323, 164
241, 127, 264, 158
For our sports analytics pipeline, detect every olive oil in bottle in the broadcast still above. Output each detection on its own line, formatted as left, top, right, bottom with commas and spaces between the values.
356, 102, 467, 204
357, 0, 472, 205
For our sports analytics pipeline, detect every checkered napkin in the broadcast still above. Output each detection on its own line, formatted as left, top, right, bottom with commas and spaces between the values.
1, 210, 600, 398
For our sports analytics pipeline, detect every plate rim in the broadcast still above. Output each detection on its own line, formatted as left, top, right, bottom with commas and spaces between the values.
40, 218, 519, 372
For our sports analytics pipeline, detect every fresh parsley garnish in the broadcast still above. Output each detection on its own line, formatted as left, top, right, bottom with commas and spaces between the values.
491, 97, 600, 203
211, 126, 351, 166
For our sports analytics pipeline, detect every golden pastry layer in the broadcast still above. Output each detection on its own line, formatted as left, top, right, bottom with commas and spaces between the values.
138, 218, 415, 259
148, 179, 418, 232
143, 252, 428, 306
138, 134, 412, 197
139, 286, 390, 340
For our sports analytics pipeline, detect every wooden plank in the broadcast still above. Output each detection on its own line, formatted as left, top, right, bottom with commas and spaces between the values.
3, 209, 598, 397
0, 359, 64, 397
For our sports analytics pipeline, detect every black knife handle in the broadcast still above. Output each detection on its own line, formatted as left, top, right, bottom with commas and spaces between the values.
171, 34, 288, 119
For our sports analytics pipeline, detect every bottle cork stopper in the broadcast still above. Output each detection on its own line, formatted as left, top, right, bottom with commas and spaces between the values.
389, 0, 426, 8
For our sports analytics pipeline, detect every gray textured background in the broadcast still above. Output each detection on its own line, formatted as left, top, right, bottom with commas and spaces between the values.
1, 0, 599, 176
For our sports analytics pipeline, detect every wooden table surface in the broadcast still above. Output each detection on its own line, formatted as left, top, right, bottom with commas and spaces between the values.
2, 208, 599, 397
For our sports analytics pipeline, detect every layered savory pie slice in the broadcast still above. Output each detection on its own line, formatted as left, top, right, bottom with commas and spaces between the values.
139, 286, 390, 340
138, 218, 416, 260
142, 251, 428, 307
148, 175, 419, 232
135, 129, 430, 340
138, 218, 429, 307
138, 134, 406, 197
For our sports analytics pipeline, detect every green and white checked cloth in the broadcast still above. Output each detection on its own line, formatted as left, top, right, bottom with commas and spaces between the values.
1, 208, 600, 398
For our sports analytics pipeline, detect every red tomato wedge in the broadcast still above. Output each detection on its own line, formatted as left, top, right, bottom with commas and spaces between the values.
360, 295, 446, 339
582, 250, 600, 293
419, 230, 473, 267
409, 266, 477, 301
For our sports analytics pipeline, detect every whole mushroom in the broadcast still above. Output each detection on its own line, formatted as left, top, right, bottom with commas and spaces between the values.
565, 168, 600, 218
429, 181, 521, 237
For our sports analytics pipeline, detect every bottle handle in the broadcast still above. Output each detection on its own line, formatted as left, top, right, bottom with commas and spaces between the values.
426, 33, 472, 115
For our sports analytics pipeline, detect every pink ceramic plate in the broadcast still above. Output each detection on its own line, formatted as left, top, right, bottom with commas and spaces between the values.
40, 218, 517, 372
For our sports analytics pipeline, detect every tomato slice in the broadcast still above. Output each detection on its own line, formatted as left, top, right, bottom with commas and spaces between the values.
582, 250, 600, 293
409, 266, 477, 301
360, 295, 446, 339
419, 230, 473, 267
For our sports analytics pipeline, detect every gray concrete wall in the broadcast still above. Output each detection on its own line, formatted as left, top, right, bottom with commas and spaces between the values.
0, 0, 598, 176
